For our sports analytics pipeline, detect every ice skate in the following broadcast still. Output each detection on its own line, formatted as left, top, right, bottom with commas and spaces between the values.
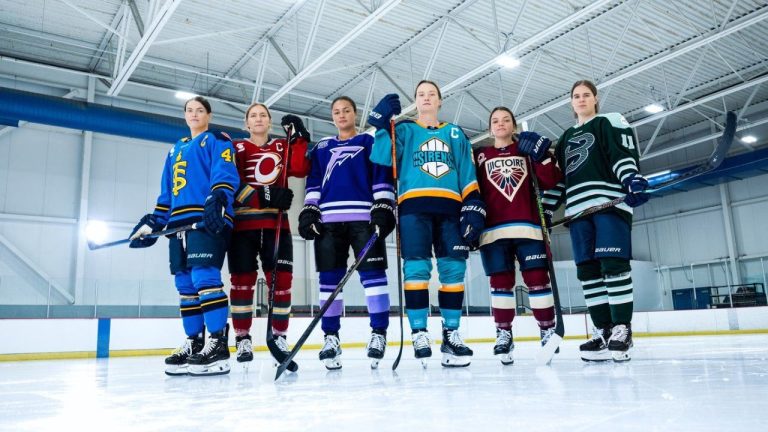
580, 326, 612, 362
540, 327, 560, 354
188, 325, 231, 376
164, 335, 204, 376
411, 329, 432, 368
319, 333, 342, 370
235, 334, 253, 364
608, 324, 633, 362
493, 328, 514, 365
366, 330, 386, 369
440, 326, 472, 368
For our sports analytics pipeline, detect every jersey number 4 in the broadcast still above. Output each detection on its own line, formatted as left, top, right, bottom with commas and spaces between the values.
221, 148, 234, 162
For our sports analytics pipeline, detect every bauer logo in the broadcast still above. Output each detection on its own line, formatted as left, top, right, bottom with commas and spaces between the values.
484, 156, 526, 201
413, 138, 455, 178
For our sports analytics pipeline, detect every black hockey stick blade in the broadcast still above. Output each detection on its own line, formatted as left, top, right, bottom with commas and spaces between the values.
266, 336, 298, 372
275, 229, 381, 380
87, 223, 200, 250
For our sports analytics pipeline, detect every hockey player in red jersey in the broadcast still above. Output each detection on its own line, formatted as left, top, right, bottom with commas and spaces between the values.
227, 103, 310, 365
474, 107, 563, 365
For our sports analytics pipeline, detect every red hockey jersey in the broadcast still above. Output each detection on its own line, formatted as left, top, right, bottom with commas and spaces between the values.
232, 137, 310, 231
474, 142, 562, 245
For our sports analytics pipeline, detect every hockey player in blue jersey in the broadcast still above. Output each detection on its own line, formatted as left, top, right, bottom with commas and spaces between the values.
129, 96, 239, 376
369, 81, 485, 367
299, 96, 396, 370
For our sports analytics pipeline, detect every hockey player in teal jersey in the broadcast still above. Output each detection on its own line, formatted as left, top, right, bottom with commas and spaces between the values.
369, 80, 485, 367
540, 80, 650, 363
129, 96, 239, 376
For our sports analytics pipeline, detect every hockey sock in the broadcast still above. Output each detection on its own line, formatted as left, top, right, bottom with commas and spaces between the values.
523, 268, 555, 328
230, 272, 257, 337
489, 272, 516, 330
578, 261, 611, 328
359, 269, 390, 330
605, 272, 633, 324
175, 272, 203, 337
437, 257, 466, 330
403, 258, 432, 331
319, 269, 345, 334
265, 269, 293, 336
198, 286, 229, 334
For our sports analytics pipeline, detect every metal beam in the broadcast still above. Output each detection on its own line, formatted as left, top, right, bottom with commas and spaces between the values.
107, 0, 183, 96
265, 0, 402, 107
423, 20, 450, 80
127, 0, 145, 36
251, 44, 271, 103
511, 51, 541, 113
87, 6, 129, 71
359, 70, 378, 130
378, 67, 413, 103
60, 0, 126, 39
154, 25, 266, 45
300, 0, 327, 70
269, 37, 298, 76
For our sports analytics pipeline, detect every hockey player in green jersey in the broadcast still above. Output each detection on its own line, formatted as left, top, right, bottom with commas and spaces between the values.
540, 80, 649, 362
369, 80, 485, 368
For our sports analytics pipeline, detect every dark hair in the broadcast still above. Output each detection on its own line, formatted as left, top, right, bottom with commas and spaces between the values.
414, 80, 442, 99
331, 96, 357, 113
184, 96, 211, 113
570, 80, 599, 115
488, 106, 517, 132
244, 102, 271, 120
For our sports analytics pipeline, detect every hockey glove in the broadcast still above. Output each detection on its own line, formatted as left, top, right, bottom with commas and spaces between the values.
129, 214, 164, 248
203, 189, 229, 235
281, 114, 310, 144
460, 200, 486, 247
622, 173, 650, 207
370, 199, 396, 238
367, 93, 401, 130
517, 131, 552, 162
258, 185, 294, 211
298, 204, 323, 240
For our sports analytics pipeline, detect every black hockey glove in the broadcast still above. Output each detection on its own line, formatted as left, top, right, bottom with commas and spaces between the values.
460, 199, 486, 248
370, 199, 396, 238
298, 204, 323, 240
543, 209, 554, 233
203, 189, 229, 235
258, 185, 294, 211
281, 114, 310, 144
367, 93, 401, 131
517, 131, 552, 162
129, 214, 164, 248
622, 173, 650, 207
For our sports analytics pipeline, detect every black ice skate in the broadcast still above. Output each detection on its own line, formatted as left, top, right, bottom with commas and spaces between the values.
366, 330, 387, 369
319, 333, 342, 370
540, 327, 560, 354
440, 326, 473, 368
411, 329, 432, 368
608, 323, 633, 362
493, 328, 514, 365
188, 325, 231, 376
164, 335, 204, 376
580, 326, 612, 362
235, 334, 253, 363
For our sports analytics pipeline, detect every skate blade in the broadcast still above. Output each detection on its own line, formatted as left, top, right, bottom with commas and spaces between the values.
611, 350, 632, 362
188, 360, 231, 376
496, 353, 514, 365
580, 350, 612, 362
164, 364, 189, 376
323, 357, 342, 370
441, 353, 471, 368
536, 334, 563, 366
419, 358, 429, 369
370, 359, 381, 369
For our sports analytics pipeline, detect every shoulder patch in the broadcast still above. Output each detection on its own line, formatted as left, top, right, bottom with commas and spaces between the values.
212, 130, 233, 142
599, 113, 631, 129
180, 137, 191, 143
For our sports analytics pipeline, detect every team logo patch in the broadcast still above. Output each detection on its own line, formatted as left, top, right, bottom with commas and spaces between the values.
565, 132, 595, 176
247, 152, 282, 185
413, 138, 454, 178
323, 146, 363, 186
484, 156, 527, 201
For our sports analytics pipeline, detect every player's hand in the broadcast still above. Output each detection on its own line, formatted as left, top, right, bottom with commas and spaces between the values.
367, 94, 401, 130
460, 200, 486, 246
281, 114, 310, 144
258, 185, 294, 210
517, 131, 552, 162
622, 173, 650, 207
203, 189, 229, 235
370, 199, 395, 238
298, 204, 323, 240
129, 214, 163, 248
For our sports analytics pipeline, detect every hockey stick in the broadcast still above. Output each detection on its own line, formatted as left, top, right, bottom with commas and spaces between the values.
550, 111, 737, 228
389, 119, 406, 371
275, 228, 380, 381
264, 126, 299, 373
526, 156, 565, 365
87, 223, 200, 250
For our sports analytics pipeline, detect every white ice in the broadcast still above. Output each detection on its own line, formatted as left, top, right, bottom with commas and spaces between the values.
1, 335, 766, 432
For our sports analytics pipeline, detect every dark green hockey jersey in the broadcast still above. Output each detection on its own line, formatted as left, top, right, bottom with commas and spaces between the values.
542, 113, 640, 223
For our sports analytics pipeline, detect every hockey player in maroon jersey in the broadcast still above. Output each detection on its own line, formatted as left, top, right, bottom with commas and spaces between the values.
227, 103, 310, 364
473, 107, 563, 365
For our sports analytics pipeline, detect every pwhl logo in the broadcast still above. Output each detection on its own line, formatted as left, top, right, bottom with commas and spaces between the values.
484, 156, 526, 201
413, 138, 454, 178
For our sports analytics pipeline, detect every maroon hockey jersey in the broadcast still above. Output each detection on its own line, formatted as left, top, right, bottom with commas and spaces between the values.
474, 142, 562, 245
232, 137, 310, 231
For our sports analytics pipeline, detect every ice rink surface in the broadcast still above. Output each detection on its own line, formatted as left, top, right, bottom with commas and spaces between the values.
1, 334, 766, 432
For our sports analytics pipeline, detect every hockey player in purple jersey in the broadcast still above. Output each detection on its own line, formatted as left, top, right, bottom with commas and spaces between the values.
129, 96, 239, 376
298, 96, 396, 370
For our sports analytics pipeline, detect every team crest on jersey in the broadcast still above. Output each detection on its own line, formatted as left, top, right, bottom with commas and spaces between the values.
484, 156, 527, 201
413, 138, 455, 178
246, 152, 283, 185
322, 146, 363, 186
565, 132, 595, 175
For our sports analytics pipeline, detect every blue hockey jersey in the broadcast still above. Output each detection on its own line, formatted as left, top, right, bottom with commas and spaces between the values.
370, 120, 479, 215
152, 130, 239, 229
305, 132, 394, 223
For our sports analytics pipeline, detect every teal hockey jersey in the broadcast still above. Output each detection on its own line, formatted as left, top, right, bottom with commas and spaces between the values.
370, 120, 480, 215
